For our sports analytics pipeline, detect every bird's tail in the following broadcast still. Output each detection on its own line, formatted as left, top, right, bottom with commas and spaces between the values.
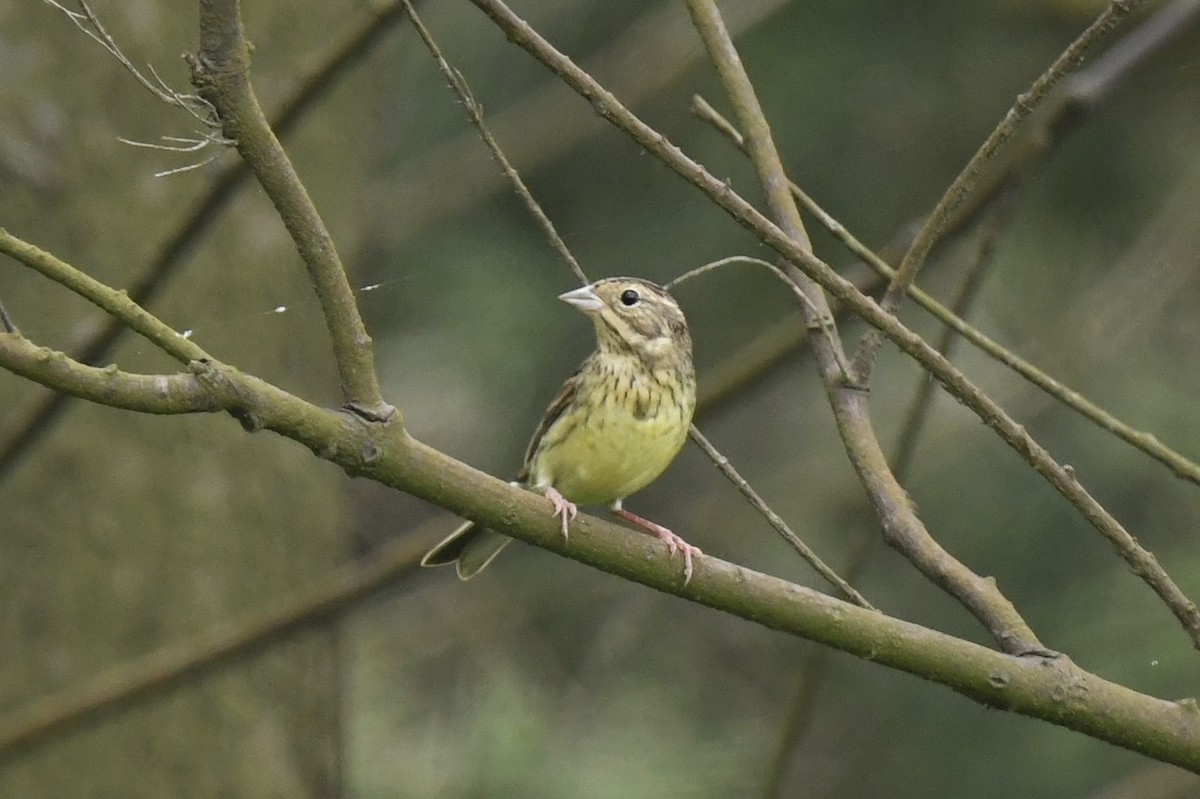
420, 520, 514, 580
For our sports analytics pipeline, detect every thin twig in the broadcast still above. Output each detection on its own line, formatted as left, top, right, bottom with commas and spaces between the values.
689, 425, 872, 608
692, 95, 1200, 488
670, 256, 826, 328
881, 0, 1148, 311
668, 255, 850, 378
892, 192, 1017, 478
0, 298, 16, 334
190, 0, 390, 421
370, 0, 792, 245
42, 0, 226, 138
855, 0, 1150, 378
399, 0, 588, 285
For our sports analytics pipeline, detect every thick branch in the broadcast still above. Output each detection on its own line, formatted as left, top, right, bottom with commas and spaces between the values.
0, 334, 216, 414
188, 0, 391, 420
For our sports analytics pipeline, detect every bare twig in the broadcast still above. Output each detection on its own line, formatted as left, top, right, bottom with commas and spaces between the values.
855, 0, 1150, 377
0, 230, 209, 365
692, 96, 1200, 488
892, 193, 1016, 478
369, 0, 793, 243
669, 255, 852, 379
42, 0, 226, 141
399, 0, 588, 285
0, 298, 16, 334
189, 0, 391, 421
689, 425, 871, 608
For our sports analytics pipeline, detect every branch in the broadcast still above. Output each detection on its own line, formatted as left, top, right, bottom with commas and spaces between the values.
681, 0, 1046, 653
892, 193, 1015, 477
0, 526, 429, 758
0, 230, 209, 365
0, 334, 215, 414
188, 0, 391, 420
399, 0, 589, 286
689, 424, 870, 608
464, 0, 1200, 652
6, 344, 1200, 767
878, 0, 1148, 317
853, 0, 1149, 378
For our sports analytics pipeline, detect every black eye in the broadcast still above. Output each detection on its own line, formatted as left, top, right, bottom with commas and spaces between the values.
620, 289, 640, 306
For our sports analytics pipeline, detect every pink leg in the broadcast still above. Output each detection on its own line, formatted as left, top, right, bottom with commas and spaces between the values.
542, 485, 577, 540
611, 506, 701, 585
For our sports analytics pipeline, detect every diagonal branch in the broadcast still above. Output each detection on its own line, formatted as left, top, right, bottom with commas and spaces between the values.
689, 424, 871, 608
0, 523, 429, 759
693, 96, 1200, 488
188, 0, 391, 421
880, 0, 1148, 313
0, 230, 209, 365
398, 0, 589, 285
681, 0, 1046, 653
855, 0, 1149, 377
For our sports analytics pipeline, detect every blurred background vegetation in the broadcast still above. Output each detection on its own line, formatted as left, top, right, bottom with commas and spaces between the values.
2, 0, 1200, 796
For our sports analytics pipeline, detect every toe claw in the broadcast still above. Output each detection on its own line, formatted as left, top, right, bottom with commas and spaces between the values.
543, 486, 576, 541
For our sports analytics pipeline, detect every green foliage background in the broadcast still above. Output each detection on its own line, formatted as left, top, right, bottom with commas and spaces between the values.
2, 0, 1199, 796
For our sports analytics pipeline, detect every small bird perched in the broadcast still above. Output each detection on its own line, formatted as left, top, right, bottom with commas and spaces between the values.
422, 277, 701, 583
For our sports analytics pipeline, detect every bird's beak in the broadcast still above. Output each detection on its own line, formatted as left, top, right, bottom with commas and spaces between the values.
558, 284, 603, 313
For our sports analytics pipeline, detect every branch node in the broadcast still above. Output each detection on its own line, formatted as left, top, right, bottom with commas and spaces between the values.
345, 401, 396, 424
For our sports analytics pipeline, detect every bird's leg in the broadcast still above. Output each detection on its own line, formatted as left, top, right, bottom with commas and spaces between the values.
610, 502, 700, 585
540, 485, 577, 541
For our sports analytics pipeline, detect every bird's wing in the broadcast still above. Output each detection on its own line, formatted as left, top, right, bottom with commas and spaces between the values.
516, 357, 587, 484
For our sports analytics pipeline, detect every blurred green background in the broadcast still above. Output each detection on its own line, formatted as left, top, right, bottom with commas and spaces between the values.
2, 0, 1200, 796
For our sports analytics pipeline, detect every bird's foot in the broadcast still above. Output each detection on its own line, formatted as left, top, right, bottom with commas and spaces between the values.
611, 507, 700, 586
543, 486, 577, 541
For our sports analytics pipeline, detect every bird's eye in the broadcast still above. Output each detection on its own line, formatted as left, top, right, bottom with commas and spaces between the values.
620, 289, 640, 306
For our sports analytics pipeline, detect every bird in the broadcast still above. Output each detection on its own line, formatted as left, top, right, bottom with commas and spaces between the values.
421, 276, 701, 583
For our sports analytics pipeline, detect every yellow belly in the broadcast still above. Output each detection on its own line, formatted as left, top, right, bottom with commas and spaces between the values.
527, 390, 690, 507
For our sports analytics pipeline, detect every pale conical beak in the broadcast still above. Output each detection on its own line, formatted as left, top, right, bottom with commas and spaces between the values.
558, 284, 603, 313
